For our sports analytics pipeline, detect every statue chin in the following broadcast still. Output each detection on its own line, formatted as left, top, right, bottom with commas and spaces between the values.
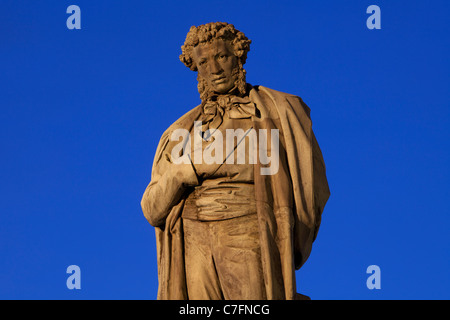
210, 78, 237, 95
212, 85, 235, 95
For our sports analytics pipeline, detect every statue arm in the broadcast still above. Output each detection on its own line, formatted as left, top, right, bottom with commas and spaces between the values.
141, 138, 198, 227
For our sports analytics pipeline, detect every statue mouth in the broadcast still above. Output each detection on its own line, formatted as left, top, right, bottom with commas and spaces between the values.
212, 76, 227, 83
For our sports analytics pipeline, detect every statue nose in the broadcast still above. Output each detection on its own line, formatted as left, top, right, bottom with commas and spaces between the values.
210, 60, 223, 74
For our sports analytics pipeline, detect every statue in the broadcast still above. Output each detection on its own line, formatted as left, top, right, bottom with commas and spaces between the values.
141, 22, 330, 300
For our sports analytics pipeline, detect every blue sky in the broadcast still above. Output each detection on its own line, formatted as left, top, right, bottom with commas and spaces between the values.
1, 0, 448, 299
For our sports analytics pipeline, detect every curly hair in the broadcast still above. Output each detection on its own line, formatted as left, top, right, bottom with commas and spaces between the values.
180, 22, 251, 71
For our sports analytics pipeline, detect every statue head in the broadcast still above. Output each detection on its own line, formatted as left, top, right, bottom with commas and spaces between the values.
180, 22, 251, 101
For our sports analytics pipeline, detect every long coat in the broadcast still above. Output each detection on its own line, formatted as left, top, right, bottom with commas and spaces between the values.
141, 85, 330, 300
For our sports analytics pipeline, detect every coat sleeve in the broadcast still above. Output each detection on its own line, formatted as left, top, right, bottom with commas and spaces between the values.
141, 132, 198, 227
311, 130, 330, 240
290, 95, 330, 242
283, 94, 330, 268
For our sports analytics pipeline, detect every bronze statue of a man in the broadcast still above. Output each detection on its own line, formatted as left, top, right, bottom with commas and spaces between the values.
141, 22, 330, 300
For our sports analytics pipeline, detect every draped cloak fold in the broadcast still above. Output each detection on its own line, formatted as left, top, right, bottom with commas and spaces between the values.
141, 85, 330, 300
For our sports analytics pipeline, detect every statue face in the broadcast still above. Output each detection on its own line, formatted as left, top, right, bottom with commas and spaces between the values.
193, 39, 238, 94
